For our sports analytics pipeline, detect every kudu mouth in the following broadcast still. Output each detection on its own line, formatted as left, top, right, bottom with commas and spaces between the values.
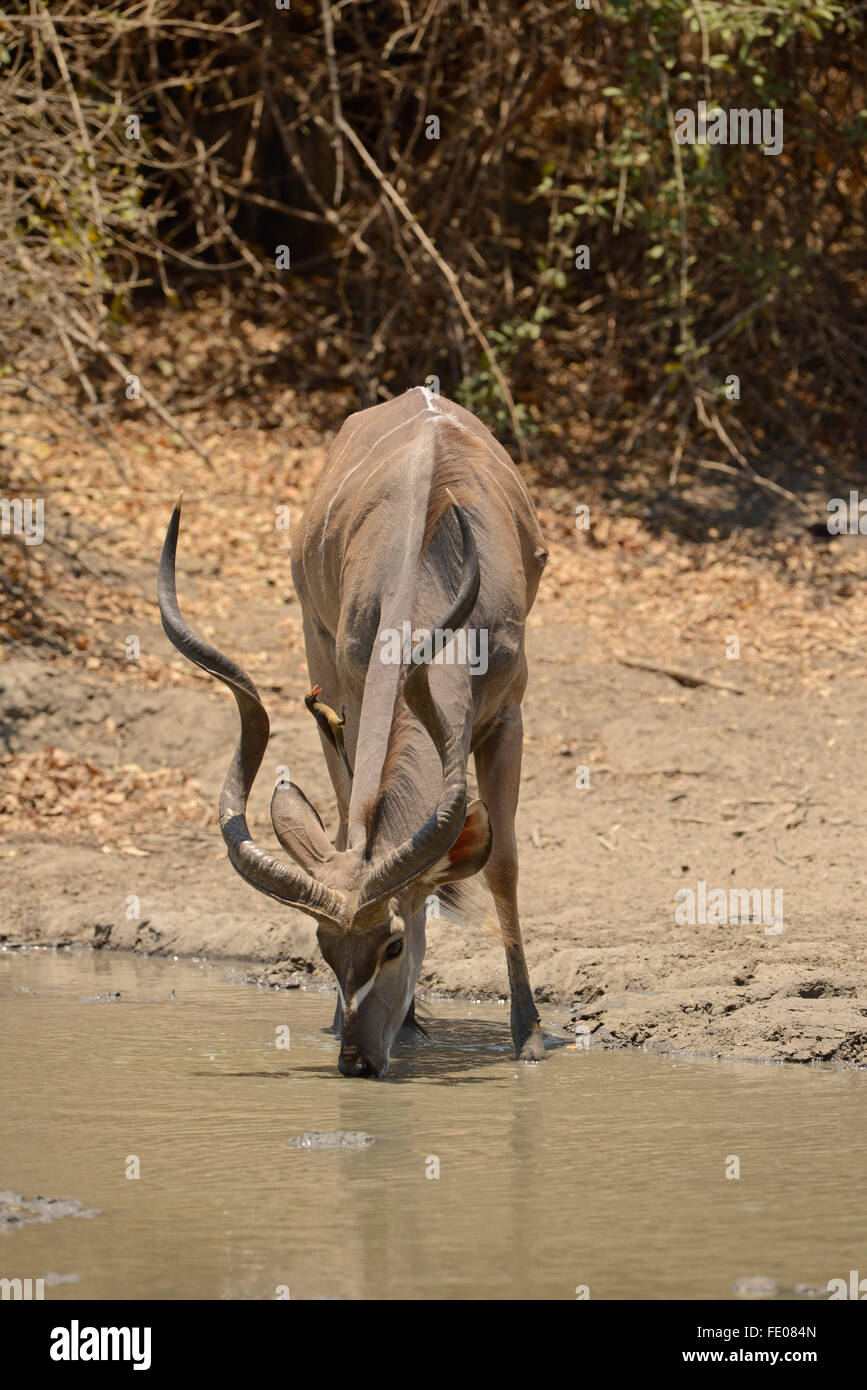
156, 490, 482, 934
338, 1048, 379, 1079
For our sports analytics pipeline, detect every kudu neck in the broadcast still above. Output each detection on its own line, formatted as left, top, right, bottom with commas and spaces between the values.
347, 660, 474, 856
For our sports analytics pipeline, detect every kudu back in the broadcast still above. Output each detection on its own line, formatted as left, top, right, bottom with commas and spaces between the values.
158, 387, 547, 1076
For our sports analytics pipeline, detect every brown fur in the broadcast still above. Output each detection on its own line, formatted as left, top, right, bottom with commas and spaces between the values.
288, 389, 548, 1067
364, 434, 489, 857
420, 429, 503, 552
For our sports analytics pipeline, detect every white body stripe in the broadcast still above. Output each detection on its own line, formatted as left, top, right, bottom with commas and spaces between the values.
318, 406, 430, 582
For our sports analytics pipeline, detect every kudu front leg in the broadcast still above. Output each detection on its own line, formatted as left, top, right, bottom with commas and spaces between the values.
475, 706, 545, 1061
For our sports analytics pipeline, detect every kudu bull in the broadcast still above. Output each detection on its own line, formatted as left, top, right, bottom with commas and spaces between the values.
158, 387, 548, 1076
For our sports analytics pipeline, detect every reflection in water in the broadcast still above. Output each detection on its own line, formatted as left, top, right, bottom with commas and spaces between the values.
1, 948, 863, 1300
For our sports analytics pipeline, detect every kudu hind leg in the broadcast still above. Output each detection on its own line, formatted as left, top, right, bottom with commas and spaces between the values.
474, 707, 545, 1061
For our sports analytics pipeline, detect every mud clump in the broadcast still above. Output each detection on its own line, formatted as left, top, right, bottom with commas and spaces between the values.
286, 1131, 375, 1151
731, 1275, 778, 1297
0, 1190, 99, 1232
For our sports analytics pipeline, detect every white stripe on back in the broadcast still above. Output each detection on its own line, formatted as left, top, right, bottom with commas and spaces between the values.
318, 406, 430, 581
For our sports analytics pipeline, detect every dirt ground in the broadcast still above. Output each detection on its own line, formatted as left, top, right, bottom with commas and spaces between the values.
3, 366, 867, 1068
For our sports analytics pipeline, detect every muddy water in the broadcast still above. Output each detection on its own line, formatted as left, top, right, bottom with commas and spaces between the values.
1, 949, 864, 1301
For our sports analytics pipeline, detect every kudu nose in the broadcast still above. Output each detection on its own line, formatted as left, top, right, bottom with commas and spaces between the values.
338, 1049, 376, 1078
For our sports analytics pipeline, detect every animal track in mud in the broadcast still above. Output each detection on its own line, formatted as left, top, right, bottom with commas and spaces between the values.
789, 978, 856, 999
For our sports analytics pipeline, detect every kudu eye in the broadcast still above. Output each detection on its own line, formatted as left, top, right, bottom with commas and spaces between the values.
385, 937, 403, 960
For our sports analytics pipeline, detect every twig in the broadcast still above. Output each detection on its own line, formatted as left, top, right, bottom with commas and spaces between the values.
64, 317, 213, 468
615, 654, 745, 695
592, 765, 707, 777
336, 116, 527, 459
38, 1, 104, 234
2, 377, 133, 487
318, 0, 346, 207
671, 815, 730, 825
732, 789, 811, 838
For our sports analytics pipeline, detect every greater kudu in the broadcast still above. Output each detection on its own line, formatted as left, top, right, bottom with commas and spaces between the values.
158, 387, 548, 1076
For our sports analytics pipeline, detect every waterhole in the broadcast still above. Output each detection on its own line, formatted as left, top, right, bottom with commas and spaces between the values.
1, 948, 863, 1300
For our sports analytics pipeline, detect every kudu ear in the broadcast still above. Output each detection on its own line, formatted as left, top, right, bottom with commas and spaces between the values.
271, 782, 334, 872
422, 799, 492, 886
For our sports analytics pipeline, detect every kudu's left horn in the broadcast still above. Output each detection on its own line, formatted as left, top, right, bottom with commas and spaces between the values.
157, 496, 346, 925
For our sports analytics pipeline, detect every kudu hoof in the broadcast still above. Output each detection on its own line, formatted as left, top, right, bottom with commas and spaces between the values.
517, 1024, 547, 1062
